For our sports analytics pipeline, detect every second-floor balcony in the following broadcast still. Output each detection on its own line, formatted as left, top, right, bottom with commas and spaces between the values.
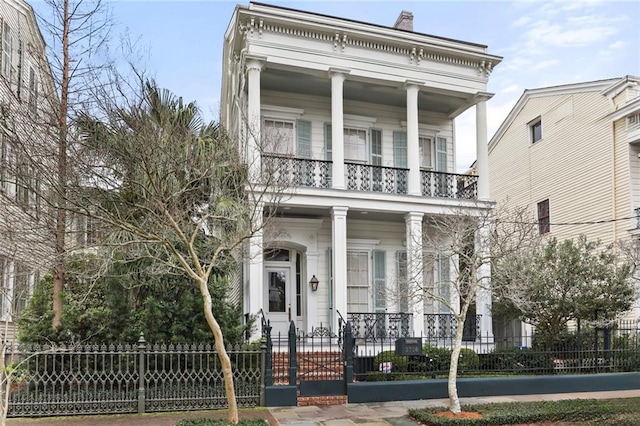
263, 154, 478, 200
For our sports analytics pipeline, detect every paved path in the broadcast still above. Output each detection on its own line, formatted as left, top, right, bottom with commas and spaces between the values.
6, 390, 640, 425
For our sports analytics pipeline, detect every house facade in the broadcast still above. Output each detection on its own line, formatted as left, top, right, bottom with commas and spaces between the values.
488, 76, 640, 335
0, 0, 54, 337
222, 3, 502, 343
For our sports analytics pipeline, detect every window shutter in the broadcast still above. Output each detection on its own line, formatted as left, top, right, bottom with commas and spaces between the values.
326, 247, 334, 327
437, 254, 450, 314
436, 136, 447, 172
372, 250, 386, 312
370, 129, 382, 166
296, 120, 312, 159
324, 123, 332, 161
396, 251, 408, 312
393, 131, 407, 168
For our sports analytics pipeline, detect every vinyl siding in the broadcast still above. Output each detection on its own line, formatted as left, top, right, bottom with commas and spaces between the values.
490, 90, 617, 245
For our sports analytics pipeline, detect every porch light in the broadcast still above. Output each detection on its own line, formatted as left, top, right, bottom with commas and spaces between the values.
309, 275, 319, 292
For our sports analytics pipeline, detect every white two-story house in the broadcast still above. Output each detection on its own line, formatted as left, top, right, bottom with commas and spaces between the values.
0, 0, 54, 338
221, 3, 502, 343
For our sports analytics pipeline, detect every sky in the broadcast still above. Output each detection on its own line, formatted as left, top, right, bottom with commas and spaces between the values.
35, 0, 640, 171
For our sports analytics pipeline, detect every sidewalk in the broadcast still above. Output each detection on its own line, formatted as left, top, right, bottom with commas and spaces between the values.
6, 390, 640, 426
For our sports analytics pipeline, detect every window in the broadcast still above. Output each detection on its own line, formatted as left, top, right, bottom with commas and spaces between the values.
0, 134, 16, 195
28, 66, 38, 112
2, 22, 12, 80
530, 118, 542, 143
437, 255, 450, 314
419, 136, 433, 170
344, 127, 367, 162
537, 199, 550, 235
263, 119, 294, 155
347, 251, 369, 313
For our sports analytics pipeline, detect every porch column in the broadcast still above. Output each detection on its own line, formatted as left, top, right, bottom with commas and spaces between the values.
475, 221, 494, 343
247, 202, 264, 340
246, 56, 265, 179
331, 206, 349, 332
306, 251, 319, 331
475, 93, 493, 201
406, 81, 423, 196
405, 212, 424, 336
329, 68, 350, 190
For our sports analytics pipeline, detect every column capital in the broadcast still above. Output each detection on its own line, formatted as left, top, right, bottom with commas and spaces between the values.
329, 67, 351, 78
473, 91, 494, 103
245, 55, 266, 72
404, 211, 424, 223
404, 79, 425, 90
331, 206, 349, 217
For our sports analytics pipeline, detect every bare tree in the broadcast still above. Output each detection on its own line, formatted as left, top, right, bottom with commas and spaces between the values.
71, 79, 287, 423
402, 205, 538, 414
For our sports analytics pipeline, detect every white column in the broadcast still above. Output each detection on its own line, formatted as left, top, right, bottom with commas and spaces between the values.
246, 57, 265, 179
331, 206, 349, 331
405, 212, 424, 336
475, 221, 494, 343
306, 251, 319, 332
406, 82, 422, 196
329, 68, 350, 190
475, 93, 493, 201
247, 203, 264, 340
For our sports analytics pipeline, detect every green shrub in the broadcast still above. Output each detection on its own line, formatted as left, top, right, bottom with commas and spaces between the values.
373, 350, 408, 373
458, 348, 479, 372
480, 347, 554, 374
422, 344, 452, 373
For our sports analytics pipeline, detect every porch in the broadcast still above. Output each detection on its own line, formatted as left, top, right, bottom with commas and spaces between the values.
263, 154, 478, 199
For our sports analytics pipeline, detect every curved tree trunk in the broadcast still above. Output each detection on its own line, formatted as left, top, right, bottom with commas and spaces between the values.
198, 278, 239, 424
447, 315, 465, 414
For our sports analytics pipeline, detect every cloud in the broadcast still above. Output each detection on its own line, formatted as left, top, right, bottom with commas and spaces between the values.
501, 84, 521, 94
608, 40, 626, 49
532, 60, 558, 70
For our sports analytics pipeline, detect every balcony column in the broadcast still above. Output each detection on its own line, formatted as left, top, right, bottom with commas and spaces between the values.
247, 202, 264, 341
475, 93, 493, 201
406, 81, 423, 196
405, 212, 424, 337
246, 56, 265, 179
475, 220, 494, 343
329, 68, 350, 190
331, 206, 349, 332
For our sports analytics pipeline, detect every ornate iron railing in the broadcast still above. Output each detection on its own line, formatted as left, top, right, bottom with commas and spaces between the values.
262, 155, 331, 189
424, 313, 481, 341
6, 336, 262, 417
346, 162, 408, 194
347, 312, 413, 341
421, 171, 478, 200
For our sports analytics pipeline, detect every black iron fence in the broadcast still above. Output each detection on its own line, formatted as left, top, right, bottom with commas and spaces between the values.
5, 335, 262, 417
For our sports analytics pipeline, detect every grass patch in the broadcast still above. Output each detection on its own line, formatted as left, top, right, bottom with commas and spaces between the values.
409, 397, 640, 425
176, 419, 267, 426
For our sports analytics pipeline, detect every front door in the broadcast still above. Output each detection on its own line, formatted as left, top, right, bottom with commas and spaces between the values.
266, 267, 294, 336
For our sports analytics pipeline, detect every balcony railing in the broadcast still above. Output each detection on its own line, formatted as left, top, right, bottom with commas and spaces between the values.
345, 162, 408, 195
347, 312, 413, 341
421, 170, 478, 200
425, 313, 481, 342
262, 155, 331, 189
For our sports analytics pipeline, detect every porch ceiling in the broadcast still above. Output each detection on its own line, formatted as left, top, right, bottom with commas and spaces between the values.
261, 68, 473, 117
270, 206, 405, 223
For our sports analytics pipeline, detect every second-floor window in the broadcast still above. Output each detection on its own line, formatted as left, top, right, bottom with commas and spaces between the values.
530, 118, 542, 143
537, 198, 550, 235
344, 127, 367, 162
263, 119, 294, 155
28, 66, 38, 112
1, 22, 12, 81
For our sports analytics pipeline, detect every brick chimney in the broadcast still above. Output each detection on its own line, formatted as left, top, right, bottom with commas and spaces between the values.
393, 11, 413, 31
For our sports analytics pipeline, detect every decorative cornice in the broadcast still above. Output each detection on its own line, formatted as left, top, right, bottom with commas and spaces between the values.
240, 18, 495, 73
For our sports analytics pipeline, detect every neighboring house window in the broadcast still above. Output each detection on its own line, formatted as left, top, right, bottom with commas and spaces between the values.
28, 66, 38, 112
0, 133, 16, 196
344, 127, 367, 162
75, 213, 99, 246
263, 119, 294, 155
12, 263, 30, 316
537, 199, 550, 235
530, 118, 542, 143
2, 22, 12, 81
347, 251, 369, 313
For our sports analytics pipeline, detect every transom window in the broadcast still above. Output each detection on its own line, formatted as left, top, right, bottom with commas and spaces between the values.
344, 128, 367, 162
263, 119, 294, 155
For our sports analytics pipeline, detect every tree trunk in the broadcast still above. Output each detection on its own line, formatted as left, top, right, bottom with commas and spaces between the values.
447, 315, 465, 414
198, 278, 239, 424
